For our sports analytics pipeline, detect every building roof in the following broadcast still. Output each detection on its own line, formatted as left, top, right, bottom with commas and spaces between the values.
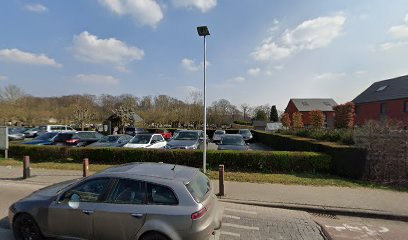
252, 120, 267, 127
353, 75, 408, 104
290, 98, 337, 112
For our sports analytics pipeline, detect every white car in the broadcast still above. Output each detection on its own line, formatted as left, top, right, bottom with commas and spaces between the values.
124, 133, 167, 149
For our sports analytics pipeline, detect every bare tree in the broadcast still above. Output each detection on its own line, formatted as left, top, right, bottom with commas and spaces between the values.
240, 104, 250, 121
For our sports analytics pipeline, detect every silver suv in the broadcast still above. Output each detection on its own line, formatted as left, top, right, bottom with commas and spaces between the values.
9, 163, 223, 240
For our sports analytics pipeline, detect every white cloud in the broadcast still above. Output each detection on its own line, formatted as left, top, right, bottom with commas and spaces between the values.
72, 31, 144, 71
228, 76, 246, 83
74, 74, 120, 85
377, 41, 408, 51
181, 58, 200, 71
177, 85, 200, 93
98, 0, 163, 27
25, 4, 48, 13
313, 72, 346, 81
282, 15, 346, 50
251, 42, 293, 61
354, 70, 367, 75
247, 68, 261, 76
0, 75, 7, 81
0, 48, 62, 67
251, 14, 346, 61
172, 0, 217, 12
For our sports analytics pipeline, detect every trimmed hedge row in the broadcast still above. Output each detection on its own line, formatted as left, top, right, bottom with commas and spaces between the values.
253, 131, 366, 179
6, 145, 331, 174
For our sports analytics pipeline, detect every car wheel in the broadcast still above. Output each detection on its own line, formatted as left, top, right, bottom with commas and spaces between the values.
13, 213, 44, 240
140, 232, 169, 240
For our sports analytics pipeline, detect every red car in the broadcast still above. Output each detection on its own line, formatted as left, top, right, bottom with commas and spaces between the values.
156, 129, 172, 140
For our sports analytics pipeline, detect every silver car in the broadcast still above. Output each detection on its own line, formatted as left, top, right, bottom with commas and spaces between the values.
9, 163, 223, 240
212, 130, 226, 143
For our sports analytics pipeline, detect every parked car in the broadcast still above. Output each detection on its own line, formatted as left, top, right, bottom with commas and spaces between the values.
23, 127, 40, 138
238, 129, 253, 142
22, 132, 59, 145
212, 130, 226, 142
87, 134, 133, 148
124, 133, 167, 149
8, 128, 25, 141
217, 134, 249, 151
125, 127, 147, 136
9, 162, 223, 240
38, 125, 75, 133
172, 129, 187, 138
156, 129, 172, 140
52, 131, 104, 147
165, 130, 205, 149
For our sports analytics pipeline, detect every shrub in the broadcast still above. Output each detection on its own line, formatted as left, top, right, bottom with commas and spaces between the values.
253, 130, 366, 179
6, 145, 331, 174
334, 102, 355, 129
280, 113, 291, 128
309, 110, 324, 129
292, 112, 304, 128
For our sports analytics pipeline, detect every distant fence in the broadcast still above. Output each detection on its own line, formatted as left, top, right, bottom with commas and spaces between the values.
355, 129, 408, 185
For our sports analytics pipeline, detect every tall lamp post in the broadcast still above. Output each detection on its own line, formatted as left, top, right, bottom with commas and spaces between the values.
197, 26, 210, 173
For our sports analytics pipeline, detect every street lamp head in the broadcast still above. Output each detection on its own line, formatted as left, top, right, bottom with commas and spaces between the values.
197, 26, 210, 36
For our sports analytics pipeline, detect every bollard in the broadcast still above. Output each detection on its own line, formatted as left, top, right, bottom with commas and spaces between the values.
23, 156, 30, 179
83, 158, 89, 177
218, 165, 224, 196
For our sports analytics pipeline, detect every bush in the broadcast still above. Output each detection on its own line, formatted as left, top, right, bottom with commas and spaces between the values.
253, 130, 366, 179
6, 145, 331, 174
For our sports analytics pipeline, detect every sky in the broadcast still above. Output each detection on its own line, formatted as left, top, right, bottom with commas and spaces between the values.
1, 0, 408, 110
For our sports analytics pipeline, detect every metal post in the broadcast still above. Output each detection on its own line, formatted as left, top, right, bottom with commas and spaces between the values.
203, 35, 207, 173
219, 165, 224, 196
23, 156, 30, 179
4, 149, 7, 159
83, 158, 89, 177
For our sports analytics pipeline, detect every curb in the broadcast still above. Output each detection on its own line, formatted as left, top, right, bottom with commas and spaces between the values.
219, 198, 408, 223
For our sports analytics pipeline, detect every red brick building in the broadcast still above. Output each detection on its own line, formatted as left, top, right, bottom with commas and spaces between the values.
284, 98, 337, 128
352, 75, 408, 126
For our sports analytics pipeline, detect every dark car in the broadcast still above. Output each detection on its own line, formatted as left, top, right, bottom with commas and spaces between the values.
124, 127, 146, 136
217, 134, 249, 151
9, 163, 223, 240
52, 131, 104, 147
22, 132, 59, 145
165, 130, 205, 149
86, 134, 132, 148
238, 129, 253, 142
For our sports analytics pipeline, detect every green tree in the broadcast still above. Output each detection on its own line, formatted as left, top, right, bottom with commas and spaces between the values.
270, 105, 279, 122
254, 109, 268, 121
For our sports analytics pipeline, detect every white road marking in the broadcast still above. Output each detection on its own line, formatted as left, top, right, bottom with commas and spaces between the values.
220, 231, 241, 237
224, 214, 240, 220
225, 208, 257, 215
223, 222, 260, 231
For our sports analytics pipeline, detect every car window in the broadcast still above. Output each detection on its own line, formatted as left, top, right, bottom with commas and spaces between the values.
130, 134, 152, 144
152, 135, 162, 142
174, 131, 198, 140
221, 136, 245, 146
64, 178, 109, 202
147, 183, 178, 205
185, 171, 211, 203
109, 179, 145, 204
54, 133, 73, 141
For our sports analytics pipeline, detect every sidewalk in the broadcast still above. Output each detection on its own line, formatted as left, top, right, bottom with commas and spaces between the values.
1, 165, 408, 221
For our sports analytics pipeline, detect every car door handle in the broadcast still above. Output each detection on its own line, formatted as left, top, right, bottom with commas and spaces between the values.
130, 213, 144, 218
82, 210, 94, 215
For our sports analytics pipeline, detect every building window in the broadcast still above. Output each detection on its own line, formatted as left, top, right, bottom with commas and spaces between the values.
404, 101, 408, 113
380, 103, 387, 115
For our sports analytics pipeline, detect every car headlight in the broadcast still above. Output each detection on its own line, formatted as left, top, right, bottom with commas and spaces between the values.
185, 145, 197, 149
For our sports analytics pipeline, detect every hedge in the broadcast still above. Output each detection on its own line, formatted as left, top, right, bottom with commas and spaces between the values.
5, 144, 331, 174
253, 130, 366, 179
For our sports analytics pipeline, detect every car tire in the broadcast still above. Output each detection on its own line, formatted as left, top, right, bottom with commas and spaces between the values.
13, 213, 44, 240
140, 232, 169, 240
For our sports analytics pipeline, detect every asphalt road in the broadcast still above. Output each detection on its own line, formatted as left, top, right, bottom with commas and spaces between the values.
0, 181, 323, 240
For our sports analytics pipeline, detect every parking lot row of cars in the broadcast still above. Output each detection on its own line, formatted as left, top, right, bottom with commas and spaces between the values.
10, 125, 254, 151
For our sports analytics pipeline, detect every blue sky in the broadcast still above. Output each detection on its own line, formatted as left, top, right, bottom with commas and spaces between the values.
1, 0, 408, 110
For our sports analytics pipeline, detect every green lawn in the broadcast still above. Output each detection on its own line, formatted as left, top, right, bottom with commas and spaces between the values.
0, 158, 406, 192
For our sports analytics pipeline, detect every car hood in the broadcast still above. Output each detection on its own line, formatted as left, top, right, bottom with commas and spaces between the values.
24, 179, 80, 200
167, 139, 198, 147
218, 145, 248, 150
124, 143, 150, 148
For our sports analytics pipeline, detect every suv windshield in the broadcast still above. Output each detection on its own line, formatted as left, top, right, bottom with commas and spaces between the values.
185, 171, 211, 203
221, 136, 245, 146
99, 136, 120, 143
130, 134, 152, 144
239, 129, 251, 135
35, 132, 57, 140
174, 131, 199, 140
